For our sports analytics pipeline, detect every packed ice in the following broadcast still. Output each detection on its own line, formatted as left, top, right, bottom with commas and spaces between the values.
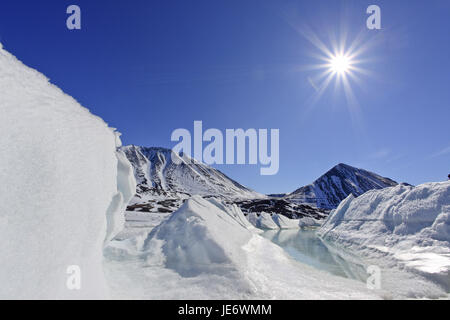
0, 45, 135, 299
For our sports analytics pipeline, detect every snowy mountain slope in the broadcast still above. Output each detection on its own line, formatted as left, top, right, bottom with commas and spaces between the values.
121, 149, 399, 224
318, 181, 450, 297
285, 163, 399, 209
104, 196, 381, 299
0, 44, 135, 299
121, 145, 331, 220
122, 145, 263, 203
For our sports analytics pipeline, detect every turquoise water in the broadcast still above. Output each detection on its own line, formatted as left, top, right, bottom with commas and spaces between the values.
261, 229, 369, 282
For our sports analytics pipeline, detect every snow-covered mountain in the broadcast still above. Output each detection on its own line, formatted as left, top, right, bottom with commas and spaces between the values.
284, 163, 398, 209
122, 145, 263, 204
122, 148, 398, 218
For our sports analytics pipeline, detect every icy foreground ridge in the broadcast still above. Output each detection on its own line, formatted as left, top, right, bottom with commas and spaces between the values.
0, 45, 136, 299
285, 163, 398, 209
318, 181, 450, 293
105, 196, 379, 299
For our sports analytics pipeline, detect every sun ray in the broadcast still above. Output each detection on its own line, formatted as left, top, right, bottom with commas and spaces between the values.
295, 23, 377, 126
303, 70, 336, 116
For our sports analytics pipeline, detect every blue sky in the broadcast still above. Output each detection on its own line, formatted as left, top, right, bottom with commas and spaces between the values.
0, 0, 449, 194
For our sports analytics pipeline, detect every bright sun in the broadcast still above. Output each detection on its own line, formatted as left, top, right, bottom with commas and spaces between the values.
329, 54, 351, 74
298, 25, 374, 117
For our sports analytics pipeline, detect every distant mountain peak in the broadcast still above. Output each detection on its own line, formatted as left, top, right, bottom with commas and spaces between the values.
335, 162, 353, 169
329, 163, 361, 172
285, 163, 398, 209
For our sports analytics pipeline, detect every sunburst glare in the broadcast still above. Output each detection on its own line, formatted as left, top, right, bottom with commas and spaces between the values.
294, 24, 379, 128
329, 54, 351, 75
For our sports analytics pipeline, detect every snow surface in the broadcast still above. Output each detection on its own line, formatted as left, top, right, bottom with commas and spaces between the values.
247, 212, 280, 229
272, 213, 300, 229
318, 181, 450, 298
105, 149, 137, 244
0, 45, 135, 299
207, 198, 257, 231
104, 196, 381, 299
298, 216, 322, 227
246, 211, 319, 230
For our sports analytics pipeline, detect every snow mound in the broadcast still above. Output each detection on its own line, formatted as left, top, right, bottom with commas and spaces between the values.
298, 216, 322, 227
0, 45, 135, 299
247, 211, 310, 230
107, 196, 382, 299
143, 196, 253, 277
272, 214, 300, 229
271, 213, 321, 228
318, 181, 450, 295
207, 198, 257, 231
247, 212, 280, 229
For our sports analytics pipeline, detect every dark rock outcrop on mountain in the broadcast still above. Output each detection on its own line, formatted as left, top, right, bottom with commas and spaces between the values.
235, 198, 328, 219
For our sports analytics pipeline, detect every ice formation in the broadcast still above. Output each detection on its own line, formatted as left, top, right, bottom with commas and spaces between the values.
0, 45, 135, 299
318, 181, 450, 295
105, 196, 380, 299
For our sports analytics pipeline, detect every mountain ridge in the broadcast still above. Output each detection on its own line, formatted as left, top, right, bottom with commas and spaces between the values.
122, 145, 264, 203
284, 163, 399, 209
122, 145, 401, 217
